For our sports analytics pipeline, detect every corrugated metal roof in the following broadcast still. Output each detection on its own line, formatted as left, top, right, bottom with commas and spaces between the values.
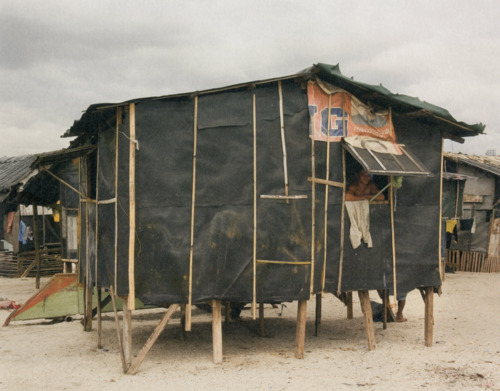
63, 62, 485, 141
0, 154, 38, 193
444, 152, 500, 177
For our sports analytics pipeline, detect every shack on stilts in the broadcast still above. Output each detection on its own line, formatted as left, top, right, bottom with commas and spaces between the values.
62, 63, 484, 373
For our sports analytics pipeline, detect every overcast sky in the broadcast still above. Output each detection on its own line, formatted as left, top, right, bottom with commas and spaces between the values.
1, 0, 499, 157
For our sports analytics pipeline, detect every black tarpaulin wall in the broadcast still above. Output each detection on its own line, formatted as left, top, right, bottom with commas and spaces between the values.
93, 78, 441, 306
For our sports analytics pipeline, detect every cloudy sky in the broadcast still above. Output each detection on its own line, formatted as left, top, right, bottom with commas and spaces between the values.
1, 0, 499, 157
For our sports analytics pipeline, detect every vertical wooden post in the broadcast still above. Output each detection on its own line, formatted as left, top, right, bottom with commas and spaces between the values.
212, 299, 223, 364
84, 159, 92, 331
382, 290, 388, 329
224, 301, 231, 324
346, 291, 353, 319
424, 287, 434, 347
128, 103, 136, 311
277, 80, 289, 199
114, 107, 122, 291
122, 297, 133, 367
97, 288, 103, 349
33, 202, 41, 289
252, 92, 258, 318
314, 294, 321, 336
358, 291, 376, 351
295, 300, 307, 359
180, 304, 186, 340
438, 138, 444, 280
187, 96, 199, 330
321, 95, 333, 293
110, 286, 128, 373
259, 302, 265, 337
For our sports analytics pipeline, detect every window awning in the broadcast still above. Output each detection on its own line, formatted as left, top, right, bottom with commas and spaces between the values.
342, 138, 430, 177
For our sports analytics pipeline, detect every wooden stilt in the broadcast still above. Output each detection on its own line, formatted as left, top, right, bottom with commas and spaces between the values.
33, 202, 41, 289
259, 302, 265, 337
314, 294, 321, 336
122, 297, 133, 367
346, 291, 353, 319
212, 300, 223, 364
110, 286, 128, 373
224, 301, 231, 323
295, 300, 307, 359
180, 304, 186, 341
97, 288, 103, 349
382, 290, 388, 329
424, 287, 434, 347
127, 304, 179, 375
358, 291, 376, 351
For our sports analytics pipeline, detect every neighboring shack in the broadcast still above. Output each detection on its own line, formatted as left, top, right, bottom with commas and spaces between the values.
62, 63, 484, 373
444, 153, 500, 272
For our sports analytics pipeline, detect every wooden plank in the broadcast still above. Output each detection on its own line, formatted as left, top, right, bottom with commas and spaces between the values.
212, 300, 223, 364
358, 291, 376, 351
424, 287, 434, 347
127, 304, 179, 375
295, 300, 307, 359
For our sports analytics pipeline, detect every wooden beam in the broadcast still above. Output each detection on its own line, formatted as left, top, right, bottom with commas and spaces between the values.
212, 300, 223, 364
127, 304, 179, 375
358, 291, 376, 351
295, 300, 307, 359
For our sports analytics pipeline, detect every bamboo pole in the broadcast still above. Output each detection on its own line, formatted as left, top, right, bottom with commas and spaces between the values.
33, 202, 41, 289
110, 286, 128, 373
337, 93, 347, 294
390, 176, 398, 306
309, 103, 316, 295
114, 107, 122, 291
128, 103, 136, 310
278, 80, 289, 199
438, 138, 444, 279
187, 96, 199, 331
252, 92, 258, 319
96, 143, 101, 348
84, 157, 92, 331
321, 94, 333, 294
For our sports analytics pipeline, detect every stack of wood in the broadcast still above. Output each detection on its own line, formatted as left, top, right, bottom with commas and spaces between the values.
17, 244, 63, 278
0, 250, 18, 278
446, 249, 500, 273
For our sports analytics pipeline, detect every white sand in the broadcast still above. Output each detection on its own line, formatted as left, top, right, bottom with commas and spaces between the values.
1, 272, 499, 390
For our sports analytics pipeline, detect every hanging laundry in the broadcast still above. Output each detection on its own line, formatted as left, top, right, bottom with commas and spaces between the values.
446, 219, 457, 234
345, 200, 373, 249
7, 211, 15, 233
18, 220, 27, 245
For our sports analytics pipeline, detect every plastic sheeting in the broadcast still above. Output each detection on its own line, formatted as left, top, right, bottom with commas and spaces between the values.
90, 79, 442, 306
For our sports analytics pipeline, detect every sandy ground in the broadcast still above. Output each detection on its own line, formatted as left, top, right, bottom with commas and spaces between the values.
1, 272, 499, 391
